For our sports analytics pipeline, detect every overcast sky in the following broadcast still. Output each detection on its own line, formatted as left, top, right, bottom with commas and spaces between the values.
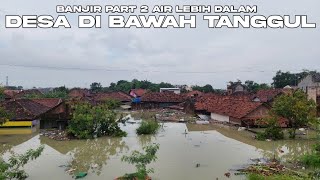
0, 0, 319, 89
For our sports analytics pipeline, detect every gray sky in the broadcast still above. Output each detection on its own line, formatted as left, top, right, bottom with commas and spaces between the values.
0, 0, 319, 89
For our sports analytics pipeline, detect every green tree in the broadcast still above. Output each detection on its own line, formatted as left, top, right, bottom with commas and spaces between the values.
272, 71, 297, 88
0, 87, 5, 101
245, 80, 271, 93
90, 82, 103, 93
68, 102, 127, 139
272, 90, 317, 139
121, 144, 160, 180
256, 116, 284, 141
136, 121, 160, 135
0, 146, 44, 180
53, 86, 69, 93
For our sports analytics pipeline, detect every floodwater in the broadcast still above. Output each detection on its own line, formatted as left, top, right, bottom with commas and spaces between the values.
0, 121, 316, 180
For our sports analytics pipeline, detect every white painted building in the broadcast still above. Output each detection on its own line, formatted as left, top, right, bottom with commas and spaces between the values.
210, 112, 229, 122
160, 88, 181, 94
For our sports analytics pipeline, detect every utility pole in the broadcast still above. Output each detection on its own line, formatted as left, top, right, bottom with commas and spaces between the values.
6, 76, 8, 87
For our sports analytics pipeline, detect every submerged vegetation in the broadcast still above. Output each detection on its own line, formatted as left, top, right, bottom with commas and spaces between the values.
68, 102, 127, 139
136, 121, 160, 135
0, 146, 44, 180
120, 144, 160, 180
272, 90, 317, 139
256, 90, 316, 141
256, 116, 284, 141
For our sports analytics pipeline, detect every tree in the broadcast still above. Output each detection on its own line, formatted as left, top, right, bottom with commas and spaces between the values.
202, 84, 214, 93
121, 144, 160, 180
271, 70, 316, 88
0, 146, 44, 180
90, 82, 103, 93
0, 117, 44, 180
272, 90, 317, 139
0, 87, 4, 101
53, 86, 69, 93
245, 80, 271, 93
68, 102, 127, 139
256, 116, 284, 141
272, 71, 297, 88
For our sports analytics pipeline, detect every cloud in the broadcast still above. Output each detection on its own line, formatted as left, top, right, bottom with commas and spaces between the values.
0, 0, 319, 88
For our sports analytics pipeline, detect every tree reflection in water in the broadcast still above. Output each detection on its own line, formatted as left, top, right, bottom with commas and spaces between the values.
138, 135, 156, 147
67, 137, 128, 176
260, 140, 315, 164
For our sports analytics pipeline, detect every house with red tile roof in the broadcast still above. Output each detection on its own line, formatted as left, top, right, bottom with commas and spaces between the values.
3, 90, 21, 99
194, 94, 271, 126
129, 89, 147, 98
252, 89, 284, 103
132, 92, 185, 109
185, 90, 203, 98
3, 89, 43, 100
68, 88, 91, 99
208, 98, 270, 126
94, 92, 132, 103
1, 98, 69, 129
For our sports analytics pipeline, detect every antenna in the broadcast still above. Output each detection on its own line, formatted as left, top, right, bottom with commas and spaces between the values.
6, 76, 8, 86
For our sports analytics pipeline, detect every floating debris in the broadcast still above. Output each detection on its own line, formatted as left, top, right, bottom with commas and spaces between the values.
75, 172, 87, 179
40, 129, 71, 141
224, 172, 231, 178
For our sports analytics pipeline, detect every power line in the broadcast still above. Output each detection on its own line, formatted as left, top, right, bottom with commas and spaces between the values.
0, 63, 318, 74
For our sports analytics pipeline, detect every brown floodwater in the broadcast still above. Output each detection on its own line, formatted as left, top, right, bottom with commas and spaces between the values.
0, 121, 316, 180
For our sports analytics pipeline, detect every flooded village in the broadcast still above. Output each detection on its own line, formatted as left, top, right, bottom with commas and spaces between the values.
1, 73, 320, 180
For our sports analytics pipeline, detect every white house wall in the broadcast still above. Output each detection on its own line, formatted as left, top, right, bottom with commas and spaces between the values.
210, 113, 229, 122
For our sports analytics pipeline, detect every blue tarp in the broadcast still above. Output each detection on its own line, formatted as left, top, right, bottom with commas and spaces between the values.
132, 97, 141, 103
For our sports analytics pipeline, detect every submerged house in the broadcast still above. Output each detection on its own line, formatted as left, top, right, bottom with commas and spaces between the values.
32, 98, 69, 129
132, 92, 185, 109
94, 92, 132, 104
194, 94, 273, 127
1, 98, 69, 130
207, 98, 270, 126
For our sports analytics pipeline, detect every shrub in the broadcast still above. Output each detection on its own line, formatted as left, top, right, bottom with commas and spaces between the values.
68, 102, 127, 139
121, 144, 160, 179
301, 153, 320, 168
0, 146, 44, 180
256, 116, 284, 141
136, 121, 160, 135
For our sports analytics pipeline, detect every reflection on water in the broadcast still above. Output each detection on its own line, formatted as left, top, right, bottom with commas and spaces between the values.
0, 122, 316, 180
69, 138, 128, 175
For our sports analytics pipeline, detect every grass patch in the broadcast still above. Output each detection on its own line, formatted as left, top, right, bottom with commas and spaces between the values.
301, 153, 320, 168
136, 121, 160, 135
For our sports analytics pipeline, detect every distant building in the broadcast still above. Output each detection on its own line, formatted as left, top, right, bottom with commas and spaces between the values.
227, 81, 248, 95
132, 92, 185, 109
129, 89, 147, 98
298, 73, 320, 103
160, 88, 181, 94
94, 92, 132, 104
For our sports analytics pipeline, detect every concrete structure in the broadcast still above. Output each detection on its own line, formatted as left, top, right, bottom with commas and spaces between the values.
298, 73, 320, 103
160, 88, 181, 94
210, 113, 229, 122
227, 81, 248, 95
